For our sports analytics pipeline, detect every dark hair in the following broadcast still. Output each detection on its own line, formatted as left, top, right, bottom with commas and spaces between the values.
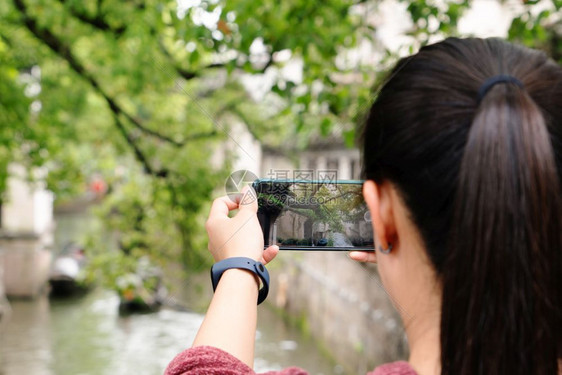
361, 37, 562, 374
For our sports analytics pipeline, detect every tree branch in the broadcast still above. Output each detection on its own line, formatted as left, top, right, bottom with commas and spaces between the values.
12, 0, 171, 177
184, 130, 218, 140
227, 104, 263, 143
113, 114, 167, 177
156, 38, 226, 81
13, 0, 217, 152
55, 0, 126, 35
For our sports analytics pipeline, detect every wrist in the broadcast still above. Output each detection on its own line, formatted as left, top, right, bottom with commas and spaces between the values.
210, 257, 270, 305
220, 269, 260, 294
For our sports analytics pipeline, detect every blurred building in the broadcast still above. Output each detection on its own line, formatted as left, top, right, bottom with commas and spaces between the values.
0, 164, 54, 299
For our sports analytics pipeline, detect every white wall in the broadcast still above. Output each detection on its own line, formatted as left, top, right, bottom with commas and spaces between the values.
1, 164, 54, 235
209, 117, 263, 178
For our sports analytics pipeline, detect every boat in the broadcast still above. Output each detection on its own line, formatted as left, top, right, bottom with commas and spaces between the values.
49, 243, 89, 297
116, 257, 167, 314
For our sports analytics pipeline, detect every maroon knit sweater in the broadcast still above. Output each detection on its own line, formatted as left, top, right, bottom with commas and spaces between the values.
165, 346, 417, 375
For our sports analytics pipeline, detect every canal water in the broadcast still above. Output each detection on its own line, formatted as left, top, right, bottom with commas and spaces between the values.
0, 210, 341, 375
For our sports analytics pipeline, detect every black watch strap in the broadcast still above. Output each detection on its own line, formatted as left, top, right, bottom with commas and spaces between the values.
210, 257, 270, 305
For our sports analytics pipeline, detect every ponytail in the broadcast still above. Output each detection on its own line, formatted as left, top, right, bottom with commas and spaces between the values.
362, 37, 562, 374
441, 79, 562, 374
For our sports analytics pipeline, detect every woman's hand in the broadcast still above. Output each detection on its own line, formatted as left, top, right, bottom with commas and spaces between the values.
205, 186, 279, 264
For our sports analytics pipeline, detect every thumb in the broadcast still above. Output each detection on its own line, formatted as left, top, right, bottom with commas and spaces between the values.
262, 245, 279, 265
238, 185, 258, 213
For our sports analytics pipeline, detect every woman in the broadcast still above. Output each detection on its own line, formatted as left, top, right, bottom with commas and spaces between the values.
165, 38, 562, 375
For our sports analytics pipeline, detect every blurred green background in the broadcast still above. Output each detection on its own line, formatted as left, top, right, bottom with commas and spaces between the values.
0, 2, 561, 373
2, 0, 560, 283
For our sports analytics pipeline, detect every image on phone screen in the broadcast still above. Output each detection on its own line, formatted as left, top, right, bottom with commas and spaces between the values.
253, 179, 374, 251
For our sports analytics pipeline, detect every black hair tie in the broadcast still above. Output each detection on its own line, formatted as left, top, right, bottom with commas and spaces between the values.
477, 74, 524, 103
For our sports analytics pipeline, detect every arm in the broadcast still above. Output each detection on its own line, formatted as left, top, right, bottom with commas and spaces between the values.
192, 187, 279, 368
192, 268, 259, 366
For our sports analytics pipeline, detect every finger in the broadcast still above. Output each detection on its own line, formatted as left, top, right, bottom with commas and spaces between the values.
208, 196, 240, 219
349, 251, 377, 263
262, 245, 279, 265
238, 185, 258, 213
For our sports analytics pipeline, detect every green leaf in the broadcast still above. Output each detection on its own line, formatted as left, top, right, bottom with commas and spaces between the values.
320, 117, 332, 137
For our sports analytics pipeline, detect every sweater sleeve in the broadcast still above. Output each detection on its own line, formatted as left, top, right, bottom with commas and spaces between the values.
368, 361, 418, 375
164, 346, 309, 375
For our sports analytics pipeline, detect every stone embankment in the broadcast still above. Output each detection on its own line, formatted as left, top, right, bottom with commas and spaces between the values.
269, 251, 408, 374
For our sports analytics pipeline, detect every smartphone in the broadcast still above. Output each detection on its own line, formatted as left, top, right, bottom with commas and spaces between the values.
252, 179, 374, 251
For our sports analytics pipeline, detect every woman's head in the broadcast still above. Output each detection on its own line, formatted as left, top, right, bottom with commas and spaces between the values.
361, 38, 562, 374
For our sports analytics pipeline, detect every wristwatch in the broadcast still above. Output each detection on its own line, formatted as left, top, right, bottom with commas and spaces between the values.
210, 257, 270, 305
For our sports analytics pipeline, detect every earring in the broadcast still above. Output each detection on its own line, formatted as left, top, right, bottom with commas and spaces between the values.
379, 243, 392, 254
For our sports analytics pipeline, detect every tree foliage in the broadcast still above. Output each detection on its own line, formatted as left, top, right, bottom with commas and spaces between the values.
1, 0, 561, 285
0, 0, 371, 280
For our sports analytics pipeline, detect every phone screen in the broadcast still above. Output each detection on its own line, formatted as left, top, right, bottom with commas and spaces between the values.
253, 179, 374, 251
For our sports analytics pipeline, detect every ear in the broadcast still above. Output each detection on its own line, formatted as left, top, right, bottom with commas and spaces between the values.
363, 180, 396, 250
